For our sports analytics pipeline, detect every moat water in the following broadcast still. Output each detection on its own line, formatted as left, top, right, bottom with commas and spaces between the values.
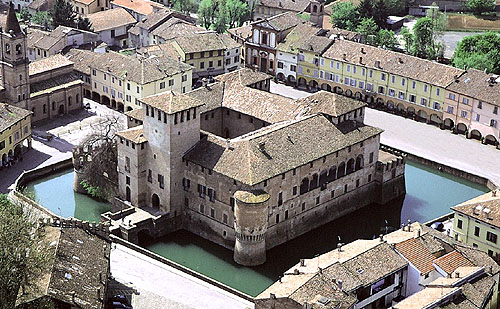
26, 161, 488, 296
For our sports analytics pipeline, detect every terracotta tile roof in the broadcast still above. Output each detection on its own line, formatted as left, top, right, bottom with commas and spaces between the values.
65, 49, 102, 75
111, 0, 164, 16
185, 83, 225, 114
173, 32, 240, 54
0, 103, 31, 132
418, 233, 445, 255
140, 41, 182, 59
446, 69, 500, 107
30, 72, 83, 97
227, 25, 252, 41
342, 242, 407, 287
215, 68, 272, 87
29, 54, 74, 76
73, 0, 96, 5
28, 0, 55, 11
258, 0, 310, 11
433, 251, 474, 275
323, 39, 465, 88
116, 125, 147, 143
253, 12, 305, 32
16, 227, 110, 309
393, 286, 461, 309
26, 28, 50, 49
87, 8, 136, 32
125, 108, 143, 121
323, 262, 362, 292
452, 193, 500, 228
453, 243, 500, 275
128, 9, 172, 34
140, 91, 204, 114
395, 237, 436, 275
151, 17, 204, 41
184, 114, 381, 185
295, 91, 366, 117
277, 23, 322, 53
74, 50, 191, 84
298, 35, 333, 54
462, 275, 496, 308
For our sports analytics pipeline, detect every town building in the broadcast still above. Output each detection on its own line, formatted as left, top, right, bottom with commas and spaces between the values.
227, 25, 252, 65
241, 12, 306, 74
110, 0, 165, 21
27, 0, 54, 15
445, 69, 500, 145
127, 9, 197, 48
70, 0, 109, 16
253, 0, 325, 27
87, 8, 137, 48
256, 222, 500, 309
67, 49, 192, 112
452, 191, 500, 258
26, 26, 98, 61
149, 17, 204, 45
0, 103, 31, 168
111, 68, 406, 265
28, 54, 84, 123
15, 223, 111, 309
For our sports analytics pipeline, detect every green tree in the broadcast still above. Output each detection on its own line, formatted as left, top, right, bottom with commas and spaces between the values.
356, 17, 378, 45
426, 2, 445, 34
358, 0, 373, 19
0, 194, 52, 308
376, 29, 399, 50
225, 0, 248, 28
51, 0, 76, 28
31, 11, 52, 29
411, 16, 443, 59
214, 1, 229, 33
400, 26, 414, 53
173, 0, 196, 14
372, 0, 389, 28
465, 0, 495, 14
384, 0, 406, 15
19, 8, 31, 21
77, 16, 92, 31
330, 2, 360, 31
452, 32, 500, 74
198, 0, 216, 29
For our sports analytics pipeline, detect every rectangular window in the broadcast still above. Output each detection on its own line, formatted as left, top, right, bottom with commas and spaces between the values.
436, 88, 440, 96
169, 80, 174, 86
487, 231, 497, 244
474, 226, 480, 237
223, 213, 228, 224
409, 94, 416, 103
158, 174, 164, 189
208, 188, 216, 202
423, 84, 428, 92
494, 106, 498, 114
278, 192, 283, 206
290, 65, 296, 72
462, 97, 469, 105
449, 93, 455, 100
478, 101, 482, 109
447, 106, 454, 114
402, 78, 406, 86
412, 81, 416, 89
362, 68, 366, 76
476, 114, 480, 121
160, 82, 165, 89
381, 73, 386, 81
433, 102, 440, 110
369, 70, 373, 78
336, 62, 340, 70
391, 75, 395, 83
359, 81, 364, 89
421, 98, 427, 106
198, 184, 206, 198
200, 204, 205, 213
293, 186, 297, 195
457, 219, 462, 229
277, 61, 283, 69
369, 152, 374, 163
200, 62, 205, 69
461, 110, 468, 118
147, 169, 152, 183
346, 65, 350, 72
182, 178, 191, 191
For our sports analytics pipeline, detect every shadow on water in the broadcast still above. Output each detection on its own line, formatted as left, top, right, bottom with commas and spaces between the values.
144, 196, 404, 297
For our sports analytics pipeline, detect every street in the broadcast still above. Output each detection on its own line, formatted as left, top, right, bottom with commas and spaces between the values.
0, 99, 125, 193
110, 244, 253, 309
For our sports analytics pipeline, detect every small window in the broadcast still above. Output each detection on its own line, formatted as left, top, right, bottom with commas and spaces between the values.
474, 226, 480, 236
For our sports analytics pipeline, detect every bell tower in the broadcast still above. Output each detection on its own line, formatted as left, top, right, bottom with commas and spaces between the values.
309, 0, 325, 27
0, 2, 30, 109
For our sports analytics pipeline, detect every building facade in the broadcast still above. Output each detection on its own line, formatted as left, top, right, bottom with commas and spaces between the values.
87, 8, 137, 48
0, 103, 31, 168
113, 69, 406, 265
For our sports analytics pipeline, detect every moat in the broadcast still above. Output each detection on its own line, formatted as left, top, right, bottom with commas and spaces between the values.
26, 160, 488, 296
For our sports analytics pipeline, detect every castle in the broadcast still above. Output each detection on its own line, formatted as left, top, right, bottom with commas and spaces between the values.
111, 69, 406, 266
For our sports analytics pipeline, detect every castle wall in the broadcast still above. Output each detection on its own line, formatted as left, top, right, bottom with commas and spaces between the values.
200, 107, 269, 138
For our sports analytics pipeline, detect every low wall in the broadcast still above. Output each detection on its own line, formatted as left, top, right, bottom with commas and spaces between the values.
380, 144, 498, 191
109, 234, 255, 303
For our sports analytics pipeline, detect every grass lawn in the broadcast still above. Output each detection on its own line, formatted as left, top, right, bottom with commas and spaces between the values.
446, 13, 500, 31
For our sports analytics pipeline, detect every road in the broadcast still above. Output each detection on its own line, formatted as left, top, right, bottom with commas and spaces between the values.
0, 99, 125, 193
270, 82, 500, 186
110, 244, 254, 309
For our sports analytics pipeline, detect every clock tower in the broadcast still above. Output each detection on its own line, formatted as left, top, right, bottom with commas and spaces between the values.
0, 3, 30, 110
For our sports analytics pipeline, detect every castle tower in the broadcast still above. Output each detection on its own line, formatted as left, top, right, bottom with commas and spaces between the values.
309, 0, 325, 27
139, 92, 203, 215
0, 3, 30, 109
233, 190, 270, 266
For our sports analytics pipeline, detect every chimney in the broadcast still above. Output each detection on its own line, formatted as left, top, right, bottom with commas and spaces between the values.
300, 258, 305, 266
375, 60, 381, 68
258, 141, 266, 152
379, 234, 384, 242
361, 47, 365, 54
294, 269, 300, 275
455, 272, 460, 278
226, 140, 230, 149
337, 242, 343, 252
398, 57, 403, 64
407, 219, 411, 231
417, 229, 421, 237
337, 279, 343, 291
270, 293, 276, 299
493, 190, 497, 197
359, 56, 363, 64
342, 53, 346, 60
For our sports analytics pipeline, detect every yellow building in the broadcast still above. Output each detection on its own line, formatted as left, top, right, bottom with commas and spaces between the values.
72, 50, 192, 112
294, 38, 464, 125
0, 103, 31, 167
452, 191, 500, 258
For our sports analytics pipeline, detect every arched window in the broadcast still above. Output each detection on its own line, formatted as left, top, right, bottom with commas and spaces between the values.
310, 173, 319, 190
68, 96, 72, 106
43, 104, 46, 113
312, 5, 317, 12
76, 94, 80, 103
15, 44, 21, 55
337, 162, 346, 178
328, 166, 337, 182
346, 158, 355, 174
5, 43, 10, 54
355, 155, 364, 171
319, 170, 328, 190
300, 177, 309, 195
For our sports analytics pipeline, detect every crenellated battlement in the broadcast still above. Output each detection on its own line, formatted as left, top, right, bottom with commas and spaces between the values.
39, 217, 111, 240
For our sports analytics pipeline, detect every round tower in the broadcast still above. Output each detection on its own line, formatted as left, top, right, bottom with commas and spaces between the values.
233, 190, 270, 266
